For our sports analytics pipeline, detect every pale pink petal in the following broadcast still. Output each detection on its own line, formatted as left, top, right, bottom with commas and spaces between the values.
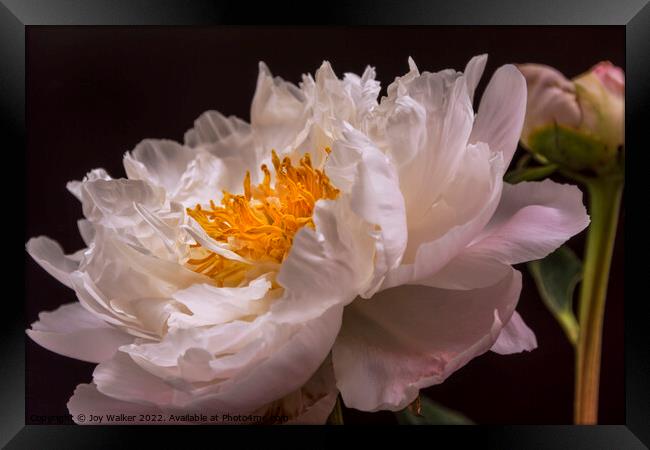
420, 248, 511, 290
469, 180, 590, 265
27, 303, 133, 363
333, 269, 521, 412
69, 358, 338, 425
470, 64, 528, 167
491, 311, 537, 355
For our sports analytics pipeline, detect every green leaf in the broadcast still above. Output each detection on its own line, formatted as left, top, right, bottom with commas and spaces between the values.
504, 163, 558, 184
528, 246, 582, 346
395, 396, 473, 425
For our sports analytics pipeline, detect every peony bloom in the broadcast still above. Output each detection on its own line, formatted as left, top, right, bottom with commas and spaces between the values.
27, 55, 589, 424
518, 61, 624, 172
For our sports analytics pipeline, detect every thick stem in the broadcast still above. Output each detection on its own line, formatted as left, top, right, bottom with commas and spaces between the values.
574, 175, 623, 424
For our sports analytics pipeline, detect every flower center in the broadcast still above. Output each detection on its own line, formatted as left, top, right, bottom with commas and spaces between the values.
186, 149, 339, 287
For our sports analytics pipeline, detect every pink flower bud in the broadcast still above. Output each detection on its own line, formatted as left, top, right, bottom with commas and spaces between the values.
518, 62, 624, 171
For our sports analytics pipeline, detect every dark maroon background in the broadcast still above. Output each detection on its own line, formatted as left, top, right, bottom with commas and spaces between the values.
25, 26, 624, 424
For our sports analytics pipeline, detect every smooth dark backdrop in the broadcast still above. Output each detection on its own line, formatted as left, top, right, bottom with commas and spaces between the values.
25, 26, 624, 424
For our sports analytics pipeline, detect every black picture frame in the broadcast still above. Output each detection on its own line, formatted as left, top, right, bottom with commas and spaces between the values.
4, 0, 647, 447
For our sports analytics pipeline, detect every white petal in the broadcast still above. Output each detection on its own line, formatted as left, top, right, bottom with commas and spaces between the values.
342, 65, 380, 126
420, 248, 511, 290
77, 219, 95, 246
80, 177, 166, 229
168, 152, 230, 206
26, 236, 80, 289
68, 229, 208, 337
469, 180, 590, 265
27, 303, 133, 363
273, 198, 375, 323
383, 66, 475, 216
184, 110, 251, 149
251, 62, 308, 154
99, 306, 343, 414
491, 311, 537, 354
168, 275, 273, 329
67, 168, 111, 201
182, 219, 252, 264
183, 111, 259, 193
333, 269, 522, 412
68, 383, 165, 425
94, 351, 186, 406
463, 54, 488, 104
123, 139, 195, 193
470, 64, 527, 167
328, 125, 407, 296
382, 142, 504, 289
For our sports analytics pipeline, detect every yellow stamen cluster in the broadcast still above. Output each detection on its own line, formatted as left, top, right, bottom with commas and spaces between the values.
186, 149, 339, 287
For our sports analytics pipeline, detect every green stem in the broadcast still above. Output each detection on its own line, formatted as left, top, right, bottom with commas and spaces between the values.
574, 174, 623, 424
327, 395, 344, 425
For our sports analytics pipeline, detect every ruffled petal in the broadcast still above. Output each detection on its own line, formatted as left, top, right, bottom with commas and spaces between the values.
79, 177, 166, 229
251, 62, 308, 155
328, 125, 407, 296
26, 236, 81, 289
98, 305, 343, 414
273, 198, 375, 323
123, 139, 195, 194
68, 356, 338, 425
333, 269, 522, 412
380, 59, 475, 219
27, 302, 133, 363
183, 110, 260, 192
168, 275, 273, 329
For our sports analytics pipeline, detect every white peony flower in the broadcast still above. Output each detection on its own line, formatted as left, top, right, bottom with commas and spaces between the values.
27, 55, 589, 424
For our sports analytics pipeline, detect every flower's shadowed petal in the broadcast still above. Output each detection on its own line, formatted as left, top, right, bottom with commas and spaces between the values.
104, 306, 343, 414
68, 356, 338, 425
27, 303, 133, 363
333, 269, 521, 412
